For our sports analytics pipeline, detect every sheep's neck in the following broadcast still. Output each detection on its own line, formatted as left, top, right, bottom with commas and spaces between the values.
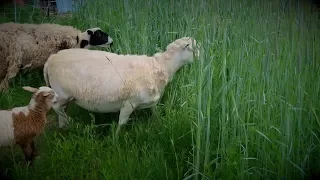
160, 52, 185, 81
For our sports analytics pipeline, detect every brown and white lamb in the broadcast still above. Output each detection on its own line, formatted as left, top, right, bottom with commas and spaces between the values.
0, 86, 59, 166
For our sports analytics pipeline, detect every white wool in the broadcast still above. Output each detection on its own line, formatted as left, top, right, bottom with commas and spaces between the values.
44, 37, 199, 134
0, 110, 15, 146
0, 105, 30, 146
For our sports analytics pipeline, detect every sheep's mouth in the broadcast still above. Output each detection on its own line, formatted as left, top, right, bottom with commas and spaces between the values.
99, 43, 112, 48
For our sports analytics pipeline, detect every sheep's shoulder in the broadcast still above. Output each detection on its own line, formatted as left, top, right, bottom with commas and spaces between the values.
135, 88, 162, 110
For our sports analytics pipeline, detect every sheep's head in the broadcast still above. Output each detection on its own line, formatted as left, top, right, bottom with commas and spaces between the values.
166, 37, 200, 64
76, 27, 113, 49
22, 86, 59, 110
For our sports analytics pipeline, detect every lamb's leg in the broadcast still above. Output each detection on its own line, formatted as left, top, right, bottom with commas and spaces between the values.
30, 140, 39, 158
20, 141, 34, 166
115, 101, 136, 136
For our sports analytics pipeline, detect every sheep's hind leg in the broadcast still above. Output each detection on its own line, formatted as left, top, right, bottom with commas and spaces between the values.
0, 79, 9, 92
0, 65, 20, 92
0, 52, 22, 92
115, 101, 136, 136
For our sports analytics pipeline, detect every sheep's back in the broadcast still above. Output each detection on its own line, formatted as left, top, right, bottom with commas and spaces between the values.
0, 23, 80, 71
29, 24, 80, 70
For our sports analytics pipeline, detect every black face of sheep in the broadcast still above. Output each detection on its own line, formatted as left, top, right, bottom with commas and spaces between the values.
88, 29, 112, 46
76, 28, 113, 49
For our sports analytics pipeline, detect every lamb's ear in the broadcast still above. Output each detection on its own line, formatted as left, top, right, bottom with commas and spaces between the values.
22, 86, 38, 93
42, 91, 51, 97
183, 44, 190, 49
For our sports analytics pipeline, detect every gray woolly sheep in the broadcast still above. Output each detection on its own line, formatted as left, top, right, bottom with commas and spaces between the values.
0, 22, 113, 92
43, 37, 200, 135
0, 86, 59, 166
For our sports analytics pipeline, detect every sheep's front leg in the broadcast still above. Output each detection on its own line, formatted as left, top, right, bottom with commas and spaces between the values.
52, 97, 73, 128
115, 101, 136, 136
58, 105, 68, 128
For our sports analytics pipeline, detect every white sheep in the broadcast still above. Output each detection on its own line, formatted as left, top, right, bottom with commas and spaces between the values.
0, 22, 114, 92
0, 86, 59, 166
44, 37, 199, 135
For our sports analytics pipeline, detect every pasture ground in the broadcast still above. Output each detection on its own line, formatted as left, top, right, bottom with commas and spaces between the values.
0, 0, 319, 179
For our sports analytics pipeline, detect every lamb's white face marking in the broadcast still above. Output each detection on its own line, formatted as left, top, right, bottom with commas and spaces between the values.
22, 86, 59, 110
37, 86, 59, 104
37, 86, 54, 95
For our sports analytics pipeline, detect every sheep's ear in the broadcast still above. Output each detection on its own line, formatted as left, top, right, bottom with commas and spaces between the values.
183, 44, 190, 49
22, 86, 38, 93
87, 30, 93, 35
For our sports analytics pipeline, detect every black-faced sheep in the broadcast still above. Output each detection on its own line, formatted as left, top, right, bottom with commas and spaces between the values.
0, 22, 113, 92
0, 86, 59, 166
43, 37, 199, 135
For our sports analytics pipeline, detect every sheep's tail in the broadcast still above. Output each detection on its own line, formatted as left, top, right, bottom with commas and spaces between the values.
44, 53, 59, 87
43, 60, 51, 87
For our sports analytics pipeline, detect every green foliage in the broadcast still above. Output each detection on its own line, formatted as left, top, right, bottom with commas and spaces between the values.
0, 0, 319, 179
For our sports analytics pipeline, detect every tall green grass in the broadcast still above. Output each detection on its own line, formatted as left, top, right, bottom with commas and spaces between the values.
0, 0, 319, 179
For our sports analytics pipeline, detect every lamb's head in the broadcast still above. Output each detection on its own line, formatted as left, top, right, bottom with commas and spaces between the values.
166, 37, 200, 64
22, 86, 59, 110
76, 27, 113, 49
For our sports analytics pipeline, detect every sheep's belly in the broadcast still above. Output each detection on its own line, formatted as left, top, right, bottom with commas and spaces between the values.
136, 101, 159, 109
74, 100, 123, 113
73, 93, 160, 113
